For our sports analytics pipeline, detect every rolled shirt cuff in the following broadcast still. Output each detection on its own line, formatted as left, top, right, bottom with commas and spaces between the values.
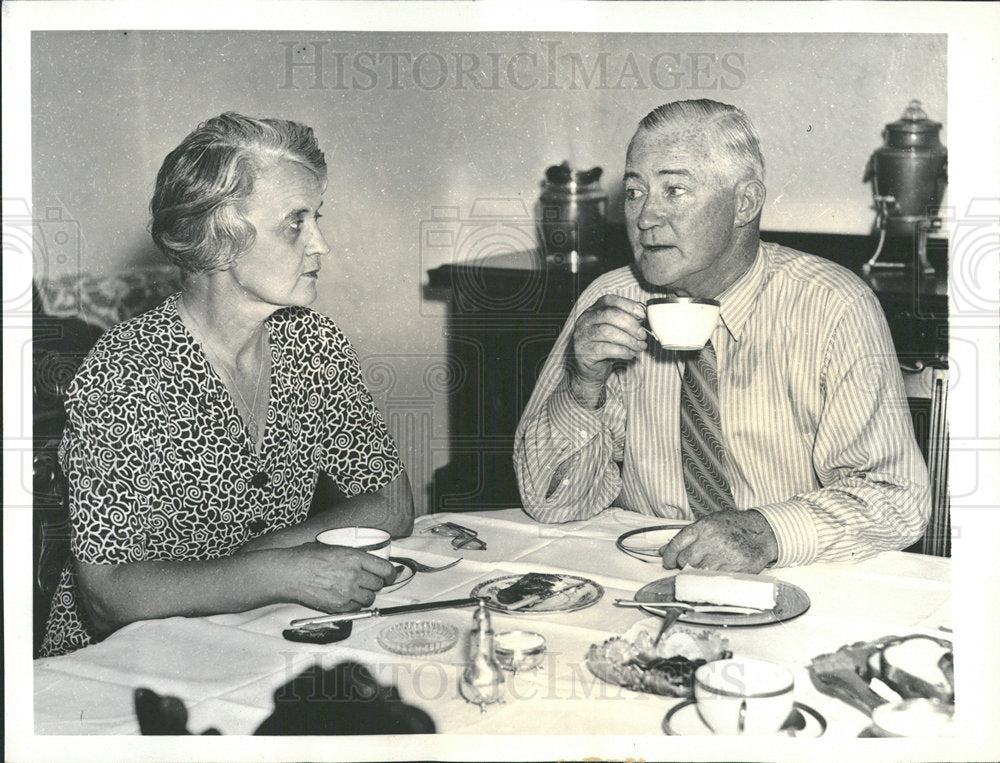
548, 377, 604, 448
753, 501, 819, 567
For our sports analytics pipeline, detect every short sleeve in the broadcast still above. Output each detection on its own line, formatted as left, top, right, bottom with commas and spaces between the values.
307, 317, 403, 496
59, 371, 152, 564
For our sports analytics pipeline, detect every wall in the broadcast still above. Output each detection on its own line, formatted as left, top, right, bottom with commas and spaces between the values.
32, 31, 946, 513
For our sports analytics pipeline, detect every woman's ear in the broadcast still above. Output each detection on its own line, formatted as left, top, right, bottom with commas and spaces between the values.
734, 178, 766, 228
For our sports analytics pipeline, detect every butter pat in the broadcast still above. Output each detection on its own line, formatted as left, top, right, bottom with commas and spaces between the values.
674, 569, 777, 610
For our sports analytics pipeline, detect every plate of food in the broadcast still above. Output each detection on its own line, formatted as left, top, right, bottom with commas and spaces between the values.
471, 572, 603, 614
586, 624, 731, 697
808, 633, 954, 725
615, 524, 689, 562
634, 570, 810, 627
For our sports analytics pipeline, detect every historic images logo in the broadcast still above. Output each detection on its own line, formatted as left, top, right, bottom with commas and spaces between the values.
3, 198, 82, 317
279, 41, 747, 92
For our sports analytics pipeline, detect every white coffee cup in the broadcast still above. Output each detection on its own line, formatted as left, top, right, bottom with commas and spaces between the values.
315, 527, 392, 560
694, 658, 795, 736
870, 698, 954, 737
646, 296, 720, 351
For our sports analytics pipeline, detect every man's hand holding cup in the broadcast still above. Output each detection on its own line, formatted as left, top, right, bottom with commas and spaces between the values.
568, 295, 648, 408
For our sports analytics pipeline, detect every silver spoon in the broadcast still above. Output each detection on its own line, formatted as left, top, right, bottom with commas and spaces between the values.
390, 555, 462, 573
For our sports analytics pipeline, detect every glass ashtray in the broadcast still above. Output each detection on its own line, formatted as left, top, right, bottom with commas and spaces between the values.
377, 620, 460, 656
495, 630, 547, 673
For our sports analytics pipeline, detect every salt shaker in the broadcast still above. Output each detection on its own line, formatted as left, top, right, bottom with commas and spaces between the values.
458, 600, 505, 712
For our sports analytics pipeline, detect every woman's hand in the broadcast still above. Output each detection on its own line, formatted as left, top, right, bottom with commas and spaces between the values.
276, 543, 398, 613
75, 543, 399, 638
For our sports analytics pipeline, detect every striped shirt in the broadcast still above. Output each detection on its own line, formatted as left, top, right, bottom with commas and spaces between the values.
513, 241, 930, 566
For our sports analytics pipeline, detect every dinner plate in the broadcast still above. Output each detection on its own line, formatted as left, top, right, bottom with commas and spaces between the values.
662, 699, 826, 737
615, 524, 689, 562
635, 577, 810, 627
471, 573, 604, 614
382, 561, 416, 594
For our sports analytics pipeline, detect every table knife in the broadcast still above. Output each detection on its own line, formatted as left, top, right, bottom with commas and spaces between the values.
289, 597, 480, 628
613, 598, 766, 615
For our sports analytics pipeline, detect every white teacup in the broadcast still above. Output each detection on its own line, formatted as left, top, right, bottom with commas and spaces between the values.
694, 658, 795, 736
870, 698, 954, 737
315, 527, 392, 560
646, 296, 720, 351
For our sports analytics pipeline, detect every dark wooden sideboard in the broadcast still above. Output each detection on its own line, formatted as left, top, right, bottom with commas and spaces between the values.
424, 228, 948, 512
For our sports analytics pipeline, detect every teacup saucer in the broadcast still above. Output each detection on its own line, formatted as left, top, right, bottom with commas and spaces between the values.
382, 561, 415, 594
662, 699, 826, 737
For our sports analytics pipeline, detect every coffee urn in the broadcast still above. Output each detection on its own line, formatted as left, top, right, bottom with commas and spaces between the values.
863, 100, 948, 273
536, 161, 607, 271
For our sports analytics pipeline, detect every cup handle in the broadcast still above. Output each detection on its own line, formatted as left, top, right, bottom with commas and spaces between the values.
737, 699, 747, 735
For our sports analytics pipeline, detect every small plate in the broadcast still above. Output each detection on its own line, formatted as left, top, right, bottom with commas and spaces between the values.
382, 561, 415, 594
471, 573, 604, 614
616, 524, 689, 563
663, 699, 826, 737
635, 577, 810, 627
377, 619, 459, 656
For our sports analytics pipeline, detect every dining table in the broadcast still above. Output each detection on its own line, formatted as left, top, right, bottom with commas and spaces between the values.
31, 507, 956, 757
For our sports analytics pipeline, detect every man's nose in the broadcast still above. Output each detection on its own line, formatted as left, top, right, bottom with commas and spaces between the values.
636, 194, 665, 230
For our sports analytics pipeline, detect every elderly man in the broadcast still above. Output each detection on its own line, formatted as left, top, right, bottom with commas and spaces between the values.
513, 99, 929, 573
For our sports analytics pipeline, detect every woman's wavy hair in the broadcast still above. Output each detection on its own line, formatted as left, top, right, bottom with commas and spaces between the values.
638, 99, 765, 184
150, 113, 327, 273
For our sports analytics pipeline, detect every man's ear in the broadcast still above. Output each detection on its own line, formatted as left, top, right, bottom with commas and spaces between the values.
734, 179, 766, 228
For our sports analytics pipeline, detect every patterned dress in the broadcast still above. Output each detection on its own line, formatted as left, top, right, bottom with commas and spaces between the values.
40, 294, 402, 657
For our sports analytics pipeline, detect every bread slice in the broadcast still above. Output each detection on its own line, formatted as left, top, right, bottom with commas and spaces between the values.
674, 569, 777, 610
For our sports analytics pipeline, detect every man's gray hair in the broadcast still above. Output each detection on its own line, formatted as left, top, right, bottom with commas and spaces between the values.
639, 99, 765, 183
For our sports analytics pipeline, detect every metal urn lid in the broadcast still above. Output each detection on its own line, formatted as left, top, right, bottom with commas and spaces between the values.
883, 100, 944, 149
543, 161, 604, 192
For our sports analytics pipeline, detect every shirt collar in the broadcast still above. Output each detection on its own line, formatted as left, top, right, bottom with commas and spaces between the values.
717, 242, 768, 342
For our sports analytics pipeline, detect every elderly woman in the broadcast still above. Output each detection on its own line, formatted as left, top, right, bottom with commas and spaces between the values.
41, 113, 413, 657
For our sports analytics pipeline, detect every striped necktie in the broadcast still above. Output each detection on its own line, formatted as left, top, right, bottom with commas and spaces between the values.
679, 341, 737, 517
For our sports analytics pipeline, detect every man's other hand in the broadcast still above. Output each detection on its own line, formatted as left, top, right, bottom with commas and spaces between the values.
660, 510, 778, 573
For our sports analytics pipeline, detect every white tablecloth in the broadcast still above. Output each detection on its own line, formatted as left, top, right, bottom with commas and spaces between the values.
33, 509, 953, 745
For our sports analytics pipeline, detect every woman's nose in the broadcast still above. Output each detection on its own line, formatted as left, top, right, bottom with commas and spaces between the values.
307, 223, 332, 257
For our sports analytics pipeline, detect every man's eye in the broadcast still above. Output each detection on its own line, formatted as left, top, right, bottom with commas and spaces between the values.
666, 186, 688, 197
624, 188, 645, 201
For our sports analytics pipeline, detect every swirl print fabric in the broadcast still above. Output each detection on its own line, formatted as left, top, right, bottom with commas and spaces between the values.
40, 294, 402, 657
